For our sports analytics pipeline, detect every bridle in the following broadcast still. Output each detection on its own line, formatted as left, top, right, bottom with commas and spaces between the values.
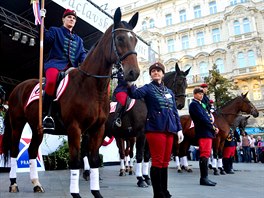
78, 27, 137, 79
172, 73, 187, 98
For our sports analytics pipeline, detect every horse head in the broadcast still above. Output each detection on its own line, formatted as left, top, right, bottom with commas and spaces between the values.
164, 62, 190, 110
111, 7, 140, 82
240, 92, 259, 118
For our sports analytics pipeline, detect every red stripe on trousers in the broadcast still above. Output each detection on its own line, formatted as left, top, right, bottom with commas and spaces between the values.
146, 132, 174, 168
198, 138, 212, 158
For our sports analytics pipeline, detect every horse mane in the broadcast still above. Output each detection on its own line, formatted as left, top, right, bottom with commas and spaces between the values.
216, 95, 242, 112
163, 71, 175, 86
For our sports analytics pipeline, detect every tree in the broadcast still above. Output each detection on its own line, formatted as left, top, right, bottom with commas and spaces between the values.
204, 64, 238, 109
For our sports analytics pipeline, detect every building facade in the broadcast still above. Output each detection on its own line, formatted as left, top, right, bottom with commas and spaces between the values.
117, 0, 264, 126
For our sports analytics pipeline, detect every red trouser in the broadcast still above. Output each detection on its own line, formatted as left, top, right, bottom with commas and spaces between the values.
146, 132, 174, 168
115, 92, 127, 106
198, 138, 212, 158
223, 146, 236, 158
45, 68, 59, 96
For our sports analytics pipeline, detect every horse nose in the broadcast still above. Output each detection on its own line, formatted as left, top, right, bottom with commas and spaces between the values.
127, 69, 139, 81
253, 111, 259, 118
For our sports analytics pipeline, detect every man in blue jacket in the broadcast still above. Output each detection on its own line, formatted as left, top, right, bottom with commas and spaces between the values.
189, 87, 219, 186
42, 9, 87, 130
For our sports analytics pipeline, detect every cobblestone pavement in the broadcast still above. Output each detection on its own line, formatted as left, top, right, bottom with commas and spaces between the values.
0, 161, 263, 198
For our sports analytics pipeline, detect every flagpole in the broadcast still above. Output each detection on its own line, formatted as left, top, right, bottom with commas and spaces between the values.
38, 0, 45, 131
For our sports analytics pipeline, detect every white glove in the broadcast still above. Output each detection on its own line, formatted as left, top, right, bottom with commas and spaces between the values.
40, 9, 46, 18
177, 130, 184, 144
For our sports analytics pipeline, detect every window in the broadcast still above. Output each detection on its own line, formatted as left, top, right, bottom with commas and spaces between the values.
166, 14, 172, 26
230, 0, 237, 5
142, 71, 150, 83
179, 9, 186, 22
248, 50, 256, 66
149, 19, 155, 28
212, 28, 220, 42
237, 52, 246, 68
194, 5, 201, 18
253, 84, 261, 100
197, 32, 204, 46
209, 1, 217, 14
199, 61, 208, 74
215, 59, 224, 73
142, 21, 147, 30
243, 18, 250, 33
184, 64, 192, 75
167, 39, 175, 53
234, 20, 241, 35
182, 35, 189, 50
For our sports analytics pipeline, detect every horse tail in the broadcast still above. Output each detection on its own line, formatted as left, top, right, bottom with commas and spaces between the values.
2, 110, 12, 165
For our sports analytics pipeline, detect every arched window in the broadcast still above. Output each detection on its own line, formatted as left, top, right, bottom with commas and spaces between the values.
248, 50, 256, 66
234, 20, 240, 35
243, 18, 250, 33
182, 35, 189, 50
179, 9, 186, 22
215, 58, 224, 73
199, 61, 208, 74
237, 52, 246, 68
142, 21, 147, 31
149, 19, 155, 28
253, 84, 261, 100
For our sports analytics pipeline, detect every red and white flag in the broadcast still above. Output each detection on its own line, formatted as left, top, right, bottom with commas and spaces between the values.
31, 0, 41, 25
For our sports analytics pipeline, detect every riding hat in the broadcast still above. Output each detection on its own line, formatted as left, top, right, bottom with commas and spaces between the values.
149, 62, 165, 75
200, 83, 208, 88
193, 87, 204, 94
63, 9, 77, 18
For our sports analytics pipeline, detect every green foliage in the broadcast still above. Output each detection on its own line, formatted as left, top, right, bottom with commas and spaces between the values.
204, 64, 238, 108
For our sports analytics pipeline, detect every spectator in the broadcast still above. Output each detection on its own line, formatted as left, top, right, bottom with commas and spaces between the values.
249, 135, 257, 163
256, 136, 264, 163
241, 132, 251, 162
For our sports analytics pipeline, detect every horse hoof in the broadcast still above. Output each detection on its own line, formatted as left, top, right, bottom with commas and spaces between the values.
71, 193, 82, 198
91, 190, 103, 198
9, 183, 19, 192
119, 169, 126, 176
220, 170, 226, 175
187, 168, 193, 173
137, 180, 148, 188
83, 170, 90, 181
177, 169, 183, 173
208, 164, 213, 169
33, 185, 45, 192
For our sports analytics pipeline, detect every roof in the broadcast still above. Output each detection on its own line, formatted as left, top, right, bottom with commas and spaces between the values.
0, 0, 103, 95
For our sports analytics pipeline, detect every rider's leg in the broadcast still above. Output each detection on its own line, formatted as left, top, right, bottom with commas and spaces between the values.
114, 92, 127, 127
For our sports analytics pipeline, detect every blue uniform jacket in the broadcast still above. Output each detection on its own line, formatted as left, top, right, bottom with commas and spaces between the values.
113, 72, 128, 95
44, 26, 87, 71
189, 99, 216, 139
127, 81, 182, 134
224, 129, 240, 147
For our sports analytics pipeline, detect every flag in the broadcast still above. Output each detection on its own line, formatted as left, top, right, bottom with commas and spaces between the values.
31, 0, 41, 25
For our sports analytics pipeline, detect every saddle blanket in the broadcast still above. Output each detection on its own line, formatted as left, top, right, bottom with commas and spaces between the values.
189, 113, 215, 129
25, 74, 69, 108
110, 99, 136, 113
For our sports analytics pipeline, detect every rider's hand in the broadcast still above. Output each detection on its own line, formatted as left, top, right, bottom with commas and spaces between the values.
215, 127, 219, 134
40, 9, 46, 18
177, 130, 184, 144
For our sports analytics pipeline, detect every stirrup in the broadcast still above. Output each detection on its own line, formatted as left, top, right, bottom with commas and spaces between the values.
43, 116, 55, 130
114, 118, 122, 127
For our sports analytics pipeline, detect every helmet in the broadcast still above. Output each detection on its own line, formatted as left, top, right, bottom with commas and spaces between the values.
200, 83, 208, 88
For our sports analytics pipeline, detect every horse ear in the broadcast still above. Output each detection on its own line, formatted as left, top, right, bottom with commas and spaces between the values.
175, 62, 180, 73
114, 7, 122, 28
242, 91, 248, 98
185, 67, 191, 76
128, 12, 139, 29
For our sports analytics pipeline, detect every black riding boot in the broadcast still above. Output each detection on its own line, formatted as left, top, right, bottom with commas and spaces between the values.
223, 158, 231, 174
150, 167, 166, 198
42, 93, 55, 130
199, 157, 216, 186
229, 157, 235, 174
113, 102, 125, 127
161, 168, 172, 198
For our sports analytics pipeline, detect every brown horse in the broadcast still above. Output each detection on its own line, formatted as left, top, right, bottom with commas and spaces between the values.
174, 93, 259, 174
104, 63, 190, 187
2, 8, 140, 198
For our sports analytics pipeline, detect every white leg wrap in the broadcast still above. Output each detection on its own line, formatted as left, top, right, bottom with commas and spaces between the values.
182, 156, 188, 167
9, 157, 17, 179
70, 169, 80, 194
217, 158, 223, 168
136, 162, 142, 177
212, 158, 217, 168
142, 162, 149, 175
208, 157, 212, 165
180, 157, 183, 166
125, 156, 130, 166
83, 156, 90, 170
129, 159, 134, 167
90, 168, 100, 191
120, 159, 125, 169
175, 156, 180, 167
29, 159, 39, 180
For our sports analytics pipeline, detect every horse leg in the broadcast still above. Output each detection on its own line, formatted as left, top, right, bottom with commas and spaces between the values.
116, 137, 126, 176
81, 135, 90, 181
175, 156, 182, 173
135, 134, 148, 188
27, 126, 45, 192
128, 137, 136, 175
142, 140, 151, 186
217, 142, 226, 175
180, 141, 192, 172
124, 139, 130, 173
212, 138, 220, 175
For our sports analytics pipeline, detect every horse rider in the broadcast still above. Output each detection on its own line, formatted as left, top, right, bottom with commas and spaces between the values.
189, 87, 219, 186
223, 128, 240, 174
200, 83, 212, 113
41, 8, 87, 130
112, 71, 128, 127
127, 62, 184, 198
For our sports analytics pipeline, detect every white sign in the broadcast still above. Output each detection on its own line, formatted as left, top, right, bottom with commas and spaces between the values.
52, 0, 150, 60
